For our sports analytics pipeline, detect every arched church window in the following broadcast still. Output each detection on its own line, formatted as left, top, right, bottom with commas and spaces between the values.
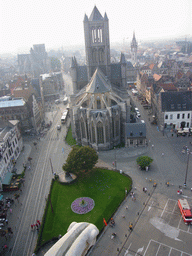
97, 121, 104, 144
97, 97, 101, 109
97, 28, 103, 43
91, 122, 96, 143
99, 48, 104, 63
80, 118, 86, 139
92, 28, 97, 43
92, 49, 97, 63
105, 123, 109, 142
115, 119, 119, 137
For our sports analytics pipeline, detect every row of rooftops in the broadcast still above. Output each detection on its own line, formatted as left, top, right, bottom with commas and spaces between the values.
0, 97, 26, 108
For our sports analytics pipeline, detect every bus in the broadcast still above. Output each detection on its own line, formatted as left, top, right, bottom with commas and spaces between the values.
61, 110, 68, 124
178, 199, 192, 224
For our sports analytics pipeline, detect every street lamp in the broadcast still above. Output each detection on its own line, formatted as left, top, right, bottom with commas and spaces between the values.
183, 148, 192, 187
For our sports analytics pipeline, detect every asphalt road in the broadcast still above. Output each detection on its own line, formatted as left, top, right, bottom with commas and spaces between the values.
1, 103, 71, 256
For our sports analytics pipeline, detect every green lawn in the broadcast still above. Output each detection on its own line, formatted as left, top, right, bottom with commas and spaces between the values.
41, 168, 132, 245
65, 125, 76, 146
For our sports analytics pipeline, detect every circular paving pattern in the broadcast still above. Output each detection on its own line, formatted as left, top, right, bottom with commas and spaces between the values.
71, 197, 95, 214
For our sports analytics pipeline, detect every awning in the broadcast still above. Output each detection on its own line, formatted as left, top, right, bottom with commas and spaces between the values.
2, 172, 13, 185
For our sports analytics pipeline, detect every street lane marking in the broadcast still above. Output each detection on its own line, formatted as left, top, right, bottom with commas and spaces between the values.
148, 201, 154, 211
143, 239, 192, 256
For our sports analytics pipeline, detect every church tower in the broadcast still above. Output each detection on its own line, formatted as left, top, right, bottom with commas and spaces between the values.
84, 6, 111, 81
131, 31, 138, 64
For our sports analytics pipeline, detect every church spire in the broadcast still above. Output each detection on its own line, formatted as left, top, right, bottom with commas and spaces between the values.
89, 6, 103, 21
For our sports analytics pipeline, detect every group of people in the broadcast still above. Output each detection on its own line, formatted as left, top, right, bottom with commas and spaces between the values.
109, 218, 115, 228
31, 220, 41, 231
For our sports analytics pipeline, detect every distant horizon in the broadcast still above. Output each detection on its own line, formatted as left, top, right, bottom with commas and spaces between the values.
1, 35, 192, 58
1, 0, 191, 56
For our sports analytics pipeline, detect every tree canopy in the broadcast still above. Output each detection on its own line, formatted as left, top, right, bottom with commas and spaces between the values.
136, 156, 153, 170
62, 146, 98, 175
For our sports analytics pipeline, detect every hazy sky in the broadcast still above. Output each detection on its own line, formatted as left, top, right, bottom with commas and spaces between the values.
1, 0, 191, 54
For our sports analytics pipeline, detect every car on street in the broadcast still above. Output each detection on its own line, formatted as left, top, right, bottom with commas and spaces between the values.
135, 108, 139, 111
57, 125, 61, 130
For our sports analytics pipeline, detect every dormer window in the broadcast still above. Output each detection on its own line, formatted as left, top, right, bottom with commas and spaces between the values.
171, 104, 174, 109
182, 104, 186, 109
177, 104, 181, 109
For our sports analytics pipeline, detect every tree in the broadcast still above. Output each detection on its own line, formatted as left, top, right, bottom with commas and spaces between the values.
136, 156, 153, 170
63, 146, 98, 175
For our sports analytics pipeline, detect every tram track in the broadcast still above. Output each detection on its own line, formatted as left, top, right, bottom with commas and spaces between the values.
10, 110, 62, 256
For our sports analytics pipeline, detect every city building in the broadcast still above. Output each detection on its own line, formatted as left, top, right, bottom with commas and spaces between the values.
131, 32, 138, 64
0, 120, 23, 191
0, 97, 31, 131
18, 44, 50, 78
70, 6, 130, 150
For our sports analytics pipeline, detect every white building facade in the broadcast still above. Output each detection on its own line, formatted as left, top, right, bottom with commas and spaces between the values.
0, 120, 23, 191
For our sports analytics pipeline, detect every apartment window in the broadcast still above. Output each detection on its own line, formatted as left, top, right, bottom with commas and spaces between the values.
170, 114, 173, 120
177, 114, 180, 119
165, 115, 168, 119
187, 122, 189, 127
183, 104, 186, 109
182, 113, 185, 119
188, 113, 190, 119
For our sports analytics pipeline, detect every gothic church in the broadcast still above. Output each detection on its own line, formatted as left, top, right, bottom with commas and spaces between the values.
70, 6, 130, 150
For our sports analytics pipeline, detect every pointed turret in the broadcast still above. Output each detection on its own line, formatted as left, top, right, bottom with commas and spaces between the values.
120, 52, 126, 64
84, 14, 88, 22
104, 12, 108, 21
89, 6, 103, 21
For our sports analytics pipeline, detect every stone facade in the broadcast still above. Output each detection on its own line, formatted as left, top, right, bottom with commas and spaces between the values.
70, 6, 130, 150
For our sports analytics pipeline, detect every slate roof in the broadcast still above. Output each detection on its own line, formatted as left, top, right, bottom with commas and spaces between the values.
0, 98, 26, 108
77, 66, 88, 82
111, 63, 121, 79
86, 68, 111, 94
125, 123, 146, 138
161, 91, 192, 112
127, 61, 133, 68
89, 6, 103, 21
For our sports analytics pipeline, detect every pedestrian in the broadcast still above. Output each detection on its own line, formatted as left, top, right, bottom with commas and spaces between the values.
122, 215, 125, 218
5, 219, 8, 224
191, 188, 192, 192
152, 144, 154, 148
125, 206, 128, 210
129, 223, 133, 232
161, 153, 164, 157
3, 244, 8, 250
28, 166, 31, 170
37, 220, 41, 226
31, 224, 34, 230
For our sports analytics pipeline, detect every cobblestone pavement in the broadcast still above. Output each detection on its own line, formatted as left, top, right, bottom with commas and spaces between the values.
87, 93, 192, 256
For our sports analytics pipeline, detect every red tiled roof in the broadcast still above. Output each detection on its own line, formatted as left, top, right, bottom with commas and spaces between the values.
159, 83, 177, 91
153, 74, 162, 81
149, 63, 155, 70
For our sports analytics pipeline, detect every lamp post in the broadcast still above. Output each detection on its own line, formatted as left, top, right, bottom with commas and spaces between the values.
183, 147, 192, 187
184, 148, 192, 186
114, 147, 117, 171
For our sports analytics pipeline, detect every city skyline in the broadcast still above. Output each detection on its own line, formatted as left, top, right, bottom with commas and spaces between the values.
0, 0, 192, 55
